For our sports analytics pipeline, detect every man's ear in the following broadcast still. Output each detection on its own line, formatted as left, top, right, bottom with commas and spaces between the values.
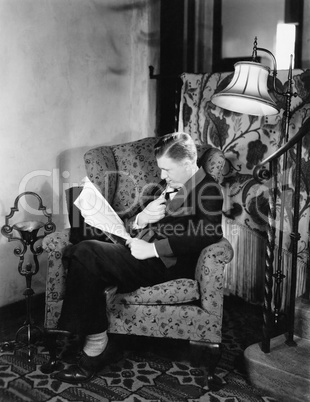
184, 159, 193, 171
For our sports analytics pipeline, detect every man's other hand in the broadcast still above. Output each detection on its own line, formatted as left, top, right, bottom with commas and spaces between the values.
137, 195, 166, 226
126, 238, 157, 260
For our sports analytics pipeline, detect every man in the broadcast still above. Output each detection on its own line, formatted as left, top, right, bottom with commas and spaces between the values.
54, 132, 223, 383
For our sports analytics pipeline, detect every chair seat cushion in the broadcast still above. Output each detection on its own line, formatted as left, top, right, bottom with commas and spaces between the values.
113, 278, 200, 305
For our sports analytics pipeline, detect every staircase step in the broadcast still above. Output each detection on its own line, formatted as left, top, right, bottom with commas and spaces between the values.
295, 297, 310, 340
244, 334, 310, 402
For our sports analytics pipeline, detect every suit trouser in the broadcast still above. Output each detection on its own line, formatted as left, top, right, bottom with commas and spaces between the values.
58, 239, 195, 336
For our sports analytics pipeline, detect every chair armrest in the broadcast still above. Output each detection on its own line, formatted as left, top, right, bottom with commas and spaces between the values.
43, 229, 72, 302
199, 148, 226, 183
110, 278, 200, 305
42, 229, 71, 253
195, 237, 234, 314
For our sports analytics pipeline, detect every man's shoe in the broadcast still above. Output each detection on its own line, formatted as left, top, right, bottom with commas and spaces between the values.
53, 364, 95, 384
54, 342, 121, 384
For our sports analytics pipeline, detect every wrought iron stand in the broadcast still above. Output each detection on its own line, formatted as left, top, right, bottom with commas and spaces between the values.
1, 192, 55, 361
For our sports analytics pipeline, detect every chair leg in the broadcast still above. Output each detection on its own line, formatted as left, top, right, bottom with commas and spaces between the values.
40, 329, 69, 374
190, 341, 223, 391
206, 342, 222, 391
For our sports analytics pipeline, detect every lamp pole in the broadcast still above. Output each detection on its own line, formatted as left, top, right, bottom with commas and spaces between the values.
273, 56, 294, 327
211, 37, 300, 352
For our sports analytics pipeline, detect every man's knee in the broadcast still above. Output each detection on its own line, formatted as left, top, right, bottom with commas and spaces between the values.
63, 240, 98, 262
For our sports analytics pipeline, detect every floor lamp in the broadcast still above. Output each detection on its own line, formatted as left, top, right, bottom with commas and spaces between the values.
211, 37, 300, 352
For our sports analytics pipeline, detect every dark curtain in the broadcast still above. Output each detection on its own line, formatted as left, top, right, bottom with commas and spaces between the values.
157, 0, 216, 135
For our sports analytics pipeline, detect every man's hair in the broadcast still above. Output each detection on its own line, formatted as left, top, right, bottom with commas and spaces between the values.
154, 132, 197, 163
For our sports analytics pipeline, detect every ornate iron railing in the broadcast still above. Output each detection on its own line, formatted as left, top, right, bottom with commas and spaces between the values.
253, 117, 310, 352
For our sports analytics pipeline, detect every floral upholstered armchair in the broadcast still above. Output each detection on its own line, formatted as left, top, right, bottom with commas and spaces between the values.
42, 136, 234, 389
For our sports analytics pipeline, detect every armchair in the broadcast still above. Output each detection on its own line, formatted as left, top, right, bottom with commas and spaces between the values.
42, 136, 233, 389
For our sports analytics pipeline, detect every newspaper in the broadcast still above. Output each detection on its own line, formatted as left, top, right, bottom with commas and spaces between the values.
74, 177, 131, 244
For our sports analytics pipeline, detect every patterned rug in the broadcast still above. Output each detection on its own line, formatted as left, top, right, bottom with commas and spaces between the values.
0, 297, 278, 402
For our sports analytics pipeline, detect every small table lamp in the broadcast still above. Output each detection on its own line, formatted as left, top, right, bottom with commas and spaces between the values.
1, 192, 55, 360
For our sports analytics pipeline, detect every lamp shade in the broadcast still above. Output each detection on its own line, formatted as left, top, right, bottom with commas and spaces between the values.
211, 61, 279, 116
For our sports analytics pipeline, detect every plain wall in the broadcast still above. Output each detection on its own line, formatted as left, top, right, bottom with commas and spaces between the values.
0, 0, 160, 307
302, 0, 310, 68
222, 0, 285, 64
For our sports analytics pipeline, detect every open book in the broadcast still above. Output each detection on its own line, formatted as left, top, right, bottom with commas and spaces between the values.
74, 177, 131, 245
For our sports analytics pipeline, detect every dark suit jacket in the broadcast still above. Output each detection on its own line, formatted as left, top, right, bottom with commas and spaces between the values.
126, 167, 223, 268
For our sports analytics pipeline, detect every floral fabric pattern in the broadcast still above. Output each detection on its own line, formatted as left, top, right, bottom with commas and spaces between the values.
109, 138, 161, 217
113, 278, 200, 305
106, 240, 232, 344
178, 70, 310, 303
43, 137, 234, 347
43, 230, 70, 329
84, 146, 117, 205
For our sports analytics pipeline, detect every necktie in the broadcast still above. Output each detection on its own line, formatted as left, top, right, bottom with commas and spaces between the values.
164, 188, 179, 200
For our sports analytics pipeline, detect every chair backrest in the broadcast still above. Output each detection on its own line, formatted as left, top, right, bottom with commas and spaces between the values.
84, 137, 225, 218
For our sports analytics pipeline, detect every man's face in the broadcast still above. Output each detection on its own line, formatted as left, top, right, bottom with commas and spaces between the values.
156, 155, 192, 189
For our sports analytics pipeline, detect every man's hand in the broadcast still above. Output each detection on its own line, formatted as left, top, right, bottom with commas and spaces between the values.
137, 194, 166, 226
126, 238, 157, 260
